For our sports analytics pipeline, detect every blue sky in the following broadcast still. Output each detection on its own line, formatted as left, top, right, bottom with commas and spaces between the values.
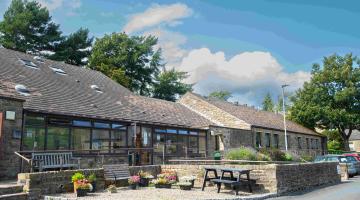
1, 0, 359, 105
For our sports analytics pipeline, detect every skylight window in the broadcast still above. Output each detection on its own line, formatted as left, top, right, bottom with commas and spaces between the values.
20, 59, 38, 69
90, 85, 103, 93
50, 66, 67, 75
15, 84, 30, 96
33, 56, 44, 63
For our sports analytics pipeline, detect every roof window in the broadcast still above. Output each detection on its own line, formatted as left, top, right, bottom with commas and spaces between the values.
20, 59, 38, 69
90, 85, 103, 93
15, 84, 30, 96
50, 66, 67, 75
33, 56, 44, 63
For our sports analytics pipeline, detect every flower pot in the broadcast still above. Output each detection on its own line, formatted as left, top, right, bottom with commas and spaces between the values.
89, 182, 96, 193
179, 185, 192, 190
155, 184, 172, 189
190, 180, 195, 188
139, 178, 150, 187
76, 189, 88, 197
128, 184, 138, 190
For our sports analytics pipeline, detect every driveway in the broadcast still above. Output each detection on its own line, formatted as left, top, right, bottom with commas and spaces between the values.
270, 176, 360, 200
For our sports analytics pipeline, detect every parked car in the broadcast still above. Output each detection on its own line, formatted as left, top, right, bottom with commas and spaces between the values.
344, 156, 360, 175
314, 155, 357, 177
343, 153, 360, 161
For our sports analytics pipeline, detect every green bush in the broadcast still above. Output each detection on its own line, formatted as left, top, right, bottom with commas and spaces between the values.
225, 147, 257, 161
258, 148, 287, 161
300, 154, 314, 162
284, 153, 293, 161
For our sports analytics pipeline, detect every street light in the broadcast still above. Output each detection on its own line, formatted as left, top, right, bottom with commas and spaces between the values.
281, 84, 289, 151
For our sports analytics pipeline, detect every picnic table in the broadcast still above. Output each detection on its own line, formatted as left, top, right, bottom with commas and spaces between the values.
201, 166, 253, 195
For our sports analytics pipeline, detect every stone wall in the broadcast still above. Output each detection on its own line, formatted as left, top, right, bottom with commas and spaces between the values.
18, 168, 104, 200
0, 97, 24, 180
162, 162, 341, 194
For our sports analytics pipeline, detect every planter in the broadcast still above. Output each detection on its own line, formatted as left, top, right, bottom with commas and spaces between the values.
155, 184, 172, 189
139, 178, 150, 187
89, 182, 96, 193
76, 189, 88, 197
224, 183, 233, 190
128, 184, 138, 190
190, 180, 195, 188
179, 185, 192, 190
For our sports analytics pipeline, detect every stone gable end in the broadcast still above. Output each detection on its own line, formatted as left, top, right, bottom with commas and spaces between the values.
179, 93, 251, 130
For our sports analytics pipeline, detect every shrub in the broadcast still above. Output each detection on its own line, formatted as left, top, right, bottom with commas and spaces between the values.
225, 147, 257, 161
259, 148, 287, 161
72, 172, 85, 183
300, 154, 314, 162
88, 173, 96, 183
284, 153, 293, 161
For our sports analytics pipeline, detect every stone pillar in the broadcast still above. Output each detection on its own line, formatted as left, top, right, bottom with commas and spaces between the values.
0, 97, 24, 180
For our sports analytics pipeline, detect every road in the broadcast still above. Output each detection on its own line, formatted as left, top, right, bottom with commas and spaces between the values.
269, 176, 360, 200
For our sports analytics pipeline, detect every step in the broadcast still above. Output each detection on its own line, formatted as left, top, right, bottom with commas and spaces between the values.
0, 185, 23, 196
0, 192, 28, 200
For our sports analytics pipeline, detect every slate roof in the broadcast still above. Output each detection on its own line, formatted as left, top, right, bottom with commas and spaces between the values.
349, 130, 360, 141
189, 92, 320, 136
0, 48, 212, 129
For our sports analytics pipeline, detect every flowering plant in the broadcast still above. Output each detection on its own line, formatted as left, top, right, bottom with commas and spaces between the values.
75, 179, 90, 190
138, 170, 154, 179
128, 176, 140, 185
151, 177, 169, 185
180, 176, 196, 182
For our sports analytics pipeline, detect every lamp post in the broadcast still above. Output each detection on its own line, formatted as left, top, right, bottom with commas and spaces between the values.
281, 84, 289, 151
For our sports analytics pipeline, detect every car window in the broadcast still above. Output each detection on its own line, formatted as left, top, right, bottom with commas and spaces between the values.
327, 157, 338, 162
339, 157, 348, 163
346, 156, 356, 162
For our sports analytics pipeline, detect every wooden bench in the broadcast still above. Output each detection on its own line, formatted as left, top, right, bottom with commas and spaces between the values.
31, 152, 81, 172
103, 164, 130, 184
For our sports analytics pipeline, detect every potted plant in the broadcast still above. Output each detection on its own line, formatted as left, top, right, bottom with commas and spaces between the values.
71, 172, 85, 192
88, 173, 97, 192
178, 182, 192, 190
151, 177, 172, 189
128, 176, 140, 190
75, 179, 90, 197
107, 185, 117, 193
138, 170, 154, 187
179, 176, 196, 188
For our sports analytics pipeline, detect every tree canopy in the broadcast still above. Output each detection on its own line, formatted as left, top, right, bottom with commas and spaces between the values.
152, 68, 193, 101
88, 32, 162, 95
49, 28, 93, 66
0, 0, 62, 53
208, 90, 232, 101
262, 92, 274, 111
290, 53, 360, 150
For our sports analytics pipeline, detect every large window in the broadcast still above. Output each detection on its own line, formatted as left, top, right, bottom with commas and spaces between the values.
141, 127, 152, 147
177, 135, 187, 156
297, 137, 302, 149
92, 129, 110, 152
273, 134, 279, 148
189, 136, 198, 154
23, 116, 45, 150
153, 133, 165, 153
111, 129, 126, 152
166, 134, 177, 154
72, 128, 90, 151
47, 127, 69, 150
255, 132, 262, 148
199, 136, 206, 154
265, 133, 271, 148
306, 138, 310, 149
287, 135, 291, 148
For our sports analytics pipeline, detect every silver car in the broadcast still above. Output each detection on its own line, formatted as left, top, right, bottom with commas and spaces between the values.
314, 155, 357, 177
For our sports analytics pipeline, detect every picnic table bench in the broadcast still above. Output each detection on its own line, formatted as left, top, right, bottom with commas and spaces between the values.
202, 166, 254, 195
103, 164, 130, 184
31, 152, 81, 172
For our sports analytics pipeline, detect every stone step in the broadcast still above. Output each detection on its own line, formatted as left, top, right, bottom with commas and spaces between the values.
0, 192, 28, 200
0, 185, 23, 195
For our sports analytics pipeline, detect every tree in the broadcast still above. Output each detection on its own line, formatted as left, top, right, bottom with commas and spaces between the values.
208, 90, 232, 101
49, 28, 93, 66
290, 53, 360, 150
0, 0, 62, 53
262, 92, 274, 111
88, 32, 162, 95
152, 68, 193, 101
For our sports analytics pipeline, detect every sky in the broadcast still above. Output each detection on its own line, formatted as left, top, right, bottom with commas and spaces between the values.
1, 0, 360, 106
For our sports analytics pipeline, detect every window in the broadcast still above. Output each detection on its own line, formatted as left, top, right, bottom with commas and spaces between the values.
73, 120, 91, 127
199, 136, 206, 154
306, 138, 310, 149
25, 116, 45, 126
178, 135, 187, 156
286, 135, 291, 148
20, 59, 38, 69
179, 130, 188, 135
112, 123, 126, 130
141, 127, 152, 147
265, 133, 271, 148
94, 122, 110, 129
127, 126, 140, 147
190, 131, 199, 136
23, 126, 45, 150
111, 129, 126, 152
50, 66, 66, 75
255, 132, 262, 148
90, 85, 102, 93
273, 134, 279, 148
47, 127, 69, 150
166, 129, 177, 134
92, 129, 110, 152
310, 139, 314, 149
189, 136, 198, 154
72, 128, 90, 151
48, 118, 71, 126
297, 137, 302, 149
316, 139, 319, 149
153, 133, 165, 153
166, 134, 177, 154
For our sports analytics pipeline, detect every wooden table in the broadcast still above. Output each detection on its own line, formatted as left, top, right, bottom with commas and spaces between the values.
201, 167, 253, 195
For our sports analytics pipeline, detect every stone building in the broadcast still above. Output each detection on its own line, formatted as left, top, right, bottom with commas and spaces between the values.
349, 130, 360, 152
178, 92, 326, 156
0, 48, 325, 180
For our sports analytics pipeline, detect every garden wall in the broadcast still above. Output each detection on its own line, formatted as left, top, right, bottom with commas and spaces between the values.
162, 162, 341, 194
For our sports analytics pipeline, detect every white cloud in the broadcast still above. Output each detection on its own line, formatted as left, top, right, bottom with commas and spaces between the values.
123, 3, 193, 34
177, 48, 311, 105
37, 0, 81, 11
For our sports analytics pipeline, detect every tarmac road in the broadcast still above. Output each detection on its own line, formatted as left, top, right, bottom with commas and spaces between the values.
269, 176, 360, 200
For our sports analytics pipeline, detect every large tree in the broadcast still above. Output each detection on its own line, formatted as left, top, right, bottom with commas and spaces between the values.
49, 28, 93, 66
152, 68, 193, 101
290, 53, 360, 150
0, 0, 62, 53
208, 90, 232, 101
88, 32, 162, 95
262, 92, 274, 111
